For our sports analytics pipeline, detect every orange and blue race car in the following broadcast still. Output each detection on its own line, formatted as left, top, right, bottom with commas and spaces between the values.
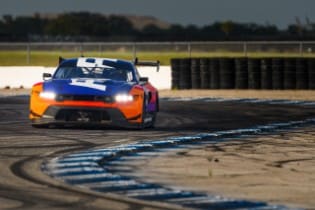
29, 57, 159, 128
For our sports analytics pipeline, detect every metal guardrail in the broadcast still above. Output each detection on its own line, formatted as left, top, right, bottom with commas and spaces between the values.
1, 41, 315, 64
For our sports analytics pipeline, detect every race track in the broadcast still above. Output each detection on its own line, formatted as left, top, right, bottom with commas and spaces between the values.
0, 95, 315, 210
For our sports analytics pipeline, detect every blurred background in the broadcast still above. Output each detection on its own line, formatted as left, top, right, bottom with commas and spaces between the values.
1, 0, 315, 66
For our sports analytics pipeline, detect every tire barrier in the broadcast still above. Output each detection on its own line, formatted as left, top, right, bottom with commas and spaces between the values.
296, 58, 308, 90
200, 58, 210, 89
171, 57, 315, 90
260, 58, 272, 89
308, 58, 315, 89
248, 58, 261, 89
284, 58, 296, 89
179, 58, 191, 89
235, 58, 248, 89
170, 59, 180, 89
271, 58, 284, 90
191, 58, 201, 89
209, 58, 220, 89
219, 58, 235, 89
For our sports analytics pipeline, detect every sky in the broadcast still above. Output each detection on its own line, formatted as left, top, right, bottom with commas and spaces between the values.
1, 0, 315, 28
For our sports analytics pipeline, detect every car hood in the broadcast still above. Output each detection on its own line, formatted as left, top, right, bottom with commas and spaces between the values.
43, 79, 134, 96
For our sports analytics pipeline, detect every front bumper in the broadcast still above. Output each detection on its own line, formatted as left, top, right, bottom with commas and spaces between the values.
31, 106, 142, 128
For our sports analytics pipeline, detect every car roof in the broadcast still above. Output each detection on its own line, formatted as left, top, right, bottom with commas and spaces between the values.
59, 57, 134, 70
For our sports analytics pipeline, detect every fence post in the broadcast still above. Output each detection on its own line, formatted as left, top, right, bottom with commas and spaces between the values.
79, 43, 83, 56
99, 44, 102, 57
243, 42, 248, 57
299, 42, 303, 57
133, 43, 137, 60
188, 42, 192, 57
26, 43, 30, 65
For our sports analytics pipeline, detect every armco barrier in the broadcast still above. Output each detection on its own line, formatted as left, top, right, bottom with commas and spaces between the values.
170, 57, 315, 90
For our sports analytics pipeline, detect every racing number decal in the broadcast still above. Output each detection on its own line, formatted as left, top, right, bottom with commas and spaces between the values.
70, 79, 107, 91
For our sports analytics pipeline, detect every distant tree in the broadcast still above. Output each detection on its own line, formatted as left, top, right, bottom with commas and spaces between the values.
185, 25, 200, 40
107, 15, 135, 35
167, 24, 186, 40
45, 12, 110, 39
141, 24, 165, 41
200, 24, 222, 40
2, 15, 13, 24
287, 24, 301, 36
220, 21, 233, 38
2, 15, 13, 35
0, 12, 314, 41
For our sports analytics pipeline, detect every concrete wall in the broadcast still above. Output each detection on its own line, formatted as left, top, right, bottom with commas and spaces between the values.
0, 66, 171, 90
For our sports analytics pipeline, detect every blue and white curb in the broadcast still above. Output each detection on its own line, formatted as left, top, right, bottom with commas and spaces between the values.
43, 118, 315, 210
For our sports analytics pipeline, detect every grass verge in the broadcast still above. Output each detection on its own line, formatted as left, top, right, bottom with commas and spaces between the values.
1, 50, 315, 66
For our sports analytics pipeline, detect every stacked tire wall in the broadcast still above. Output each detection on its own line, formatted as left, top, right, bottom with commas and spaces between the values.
170, 57, 315, 90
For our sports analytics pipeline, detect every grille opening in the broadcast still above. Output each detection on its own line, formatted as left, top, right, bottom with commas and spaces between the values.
56, 95, 113, 103
55, 109, 110, 122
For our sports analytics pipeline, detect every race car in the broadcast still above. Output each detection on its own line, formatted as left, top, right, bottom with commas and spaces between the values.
29, 57, 159, 128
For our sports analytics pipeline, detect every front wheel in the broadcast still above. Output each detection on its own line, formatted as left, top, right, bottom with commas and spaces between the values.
137, 94, 157, 129
137, 112, 156, 129
147, 112, 156, 128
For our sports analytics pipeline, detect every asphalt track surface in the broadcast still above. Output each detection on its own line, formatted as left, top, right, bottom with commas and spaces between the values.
1, 96, 315, 210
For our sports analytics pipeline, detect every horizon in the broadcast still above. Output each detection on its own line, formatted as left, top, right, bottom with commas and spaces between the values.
1, 0, 315, 29
0, 11, 311, 30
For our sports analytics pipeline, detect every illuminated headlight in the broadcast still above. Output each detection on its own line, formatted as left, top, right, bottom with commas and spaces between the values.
115, 94, 133, 103
39, 92, 56, 100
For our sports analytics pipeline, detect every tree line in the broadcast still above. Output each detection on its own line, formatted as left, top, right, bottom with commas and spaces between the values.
0, 12, 314, 42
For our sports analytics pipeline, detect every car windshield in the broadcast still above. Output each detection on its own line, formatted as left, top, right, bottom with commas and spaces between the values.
54, 67, 134, 82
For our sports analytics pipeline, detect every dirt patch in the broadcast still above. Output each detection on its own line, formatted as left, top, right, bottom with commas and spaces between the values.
138, 126, 315, 209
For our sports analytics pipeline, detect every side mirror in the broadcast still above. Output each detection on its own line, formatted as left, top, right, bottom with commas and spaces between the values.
139, 77, 149, 84
43, 73, 52, 81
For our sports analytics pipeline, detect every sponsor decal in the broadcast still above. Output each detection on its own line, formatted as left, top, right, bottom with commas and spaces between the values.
70, 79, 106, 91
144, 116, 152, 123
77, 57, 117, 68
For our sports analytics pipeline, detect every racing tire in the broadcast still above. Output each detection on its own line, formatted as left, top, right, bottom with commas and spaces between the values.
146, 112, 157, 129
136, 96, 148, 130
138, 112, 156, 129
137, 95, 157, 129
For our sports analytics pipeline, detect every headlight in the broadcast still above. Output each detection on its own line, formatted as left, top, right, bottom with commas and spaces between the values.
39, 92, 56, 100
115, 94, 133, 103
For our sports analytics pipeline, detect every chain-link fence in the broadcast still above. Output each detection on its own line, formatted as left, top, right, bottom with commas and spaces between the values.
1, 41, 315, 65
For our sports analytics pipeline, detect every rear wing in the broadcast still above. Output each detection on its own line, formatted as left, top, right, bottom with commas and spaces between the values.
133, 58, 160, 72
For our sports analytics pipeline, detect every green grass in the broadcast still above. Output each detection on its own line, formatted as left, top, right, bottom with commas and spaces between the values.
1, 50, 315, 66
